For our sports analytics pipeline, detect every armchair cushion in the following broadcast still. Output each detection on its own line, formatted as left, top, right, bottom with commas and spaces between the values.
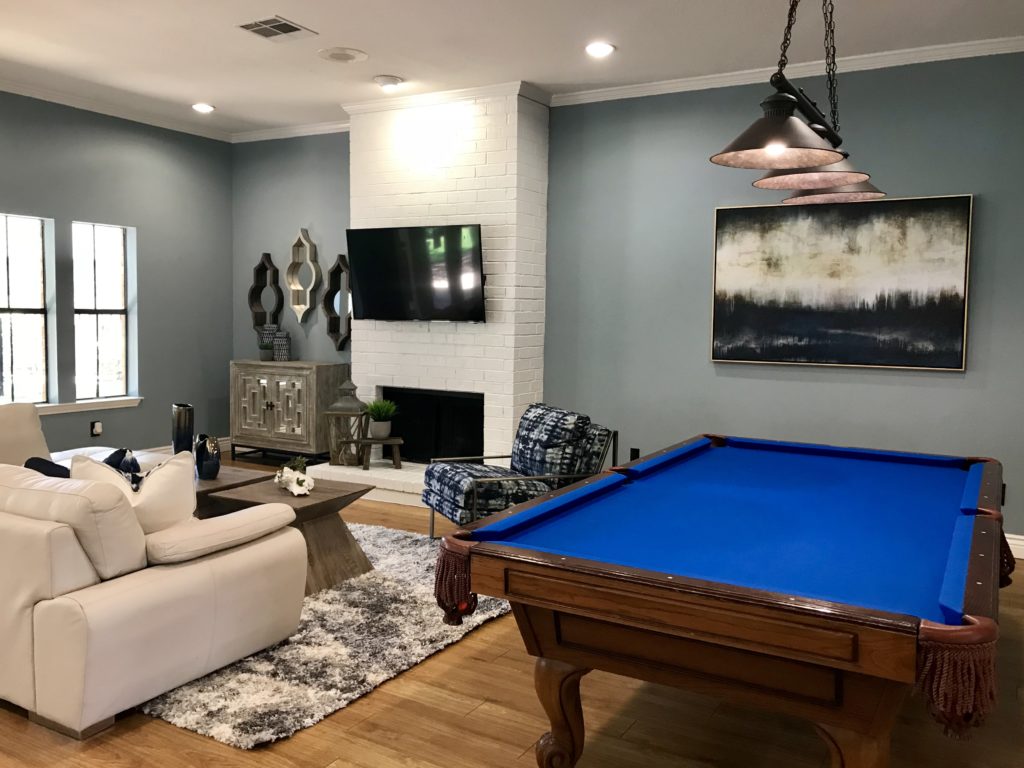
145, 503, 296, 564
0, 465, 145, 580
510, 403, 590, 481
71, 452, 196, 534
0, 403, 50, 466
422, 462, 552, 525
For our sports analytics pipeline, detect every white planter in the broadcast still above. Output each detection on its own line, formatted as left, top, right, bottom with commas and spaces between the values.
369, 420, 392, 439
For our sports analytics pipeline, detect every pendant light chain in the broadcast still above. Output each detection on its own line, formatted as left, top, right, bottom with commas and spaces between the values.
822, 0, 839, 132
775, 0, 840, 133
776, 0, 801, 74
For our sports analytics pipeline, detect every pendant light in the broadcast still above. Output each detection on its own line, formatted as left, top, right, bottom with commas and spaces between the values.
710, 92, 844, 170
711, 0, 884, 202
783, 181, 885, 205
754, 155, 869, 190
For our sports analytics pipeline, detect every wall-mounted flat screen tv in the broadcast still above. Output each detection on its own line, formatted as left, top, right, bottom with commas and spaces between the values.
346, 224, 485, 322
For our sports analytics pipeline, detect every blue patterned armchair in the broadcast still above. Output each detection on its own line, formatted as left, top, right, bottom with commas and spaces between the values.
423, 403, 615, 537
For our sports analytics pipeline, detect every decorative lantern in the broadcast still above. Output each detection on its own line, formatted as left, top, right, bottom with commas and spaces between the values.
324, 379, 366, 466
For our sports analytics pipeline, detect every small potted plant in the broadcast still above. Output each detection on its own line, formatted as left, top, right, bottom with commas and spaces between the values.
274, 456, 315, 496
366, 399, 398, 439
258, 342, 274, 361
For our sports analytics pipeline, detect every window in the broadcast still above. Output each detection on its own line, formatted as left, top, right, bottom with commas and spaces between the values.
73, 222, 128, 400
0, 214, 48, 404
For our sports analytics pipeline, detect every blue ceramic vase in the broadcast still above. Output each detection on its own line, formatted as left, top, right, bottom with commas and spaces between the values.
194, 434, 221, 480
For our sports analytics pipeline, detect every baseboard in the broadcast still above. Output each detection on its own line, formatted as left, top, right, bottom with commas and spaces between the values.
1005, 533, 1024, 560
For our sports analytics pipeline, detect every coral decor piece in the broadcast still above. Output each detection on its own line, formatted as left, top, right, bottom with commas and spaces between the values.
274, 457, 314, 496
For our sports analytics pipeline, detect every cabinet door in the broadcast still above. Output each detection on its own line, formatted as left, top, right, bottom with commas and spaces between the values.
269, 375, 310, 444
236, 373, 272, 437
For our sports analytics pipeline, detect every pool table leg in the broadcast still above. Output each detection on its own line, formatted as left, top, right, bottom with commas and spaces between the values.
534, 657, 591, 768
813, 683, 905, 768
815, 724, 891, 768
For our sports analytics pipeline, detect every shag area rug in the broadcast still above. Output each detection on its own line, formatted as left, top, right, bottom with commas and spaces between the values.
141, 523, 509, 748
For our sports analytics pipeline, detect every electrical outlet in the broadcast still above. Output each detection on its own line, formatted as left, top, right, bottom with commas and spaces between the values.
90, 421, 103, 437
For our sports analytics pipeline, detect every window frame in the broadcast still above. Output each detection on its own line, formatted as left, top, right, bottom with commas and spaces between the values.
0, 213, 52, 405
72, 221, 130, 401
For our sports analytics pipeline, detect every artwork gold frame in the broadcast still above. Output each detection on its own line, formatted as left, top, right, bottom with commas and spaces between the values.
711, 195, 972, 372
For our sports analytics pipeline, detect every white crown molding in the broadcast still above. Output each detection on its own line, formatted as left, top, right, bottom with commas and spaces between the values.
4, 35, 1020, 140
1007, 533, 1024, 560
0, 77, 232, 141
549, 35, 1024, 107
231, 120, 350, 143
343, 80, 551, 115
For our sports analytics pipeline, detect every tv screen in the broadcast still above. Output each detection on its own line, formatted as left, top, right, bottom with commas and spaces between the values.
346, 224, 485, 322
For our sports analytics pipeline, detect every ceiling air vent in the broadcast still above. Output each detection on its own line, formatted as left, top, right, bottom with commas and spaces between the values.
239, 16, 318, 42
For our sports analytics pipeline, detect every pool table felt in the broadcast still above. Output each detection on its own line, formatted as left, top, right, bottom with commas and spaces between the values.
472, 437, 982, 625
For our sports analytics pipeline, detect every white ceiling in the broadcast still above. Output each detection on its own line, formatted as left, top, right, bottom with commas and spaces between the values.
1, 0, 1023, 141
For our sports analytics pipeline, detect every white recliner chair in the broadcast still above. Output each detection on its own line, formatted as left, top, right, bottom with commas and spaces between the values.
0, 404, 307, 738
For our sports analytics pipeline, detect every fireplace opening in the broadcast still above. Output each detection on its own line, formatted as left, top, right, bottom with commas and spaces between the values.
381, 387, 484, 464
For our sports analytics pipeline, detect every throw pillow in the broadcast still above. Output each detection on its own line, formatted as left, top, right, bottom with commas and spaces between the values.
71, 451, 197, 534
24, 457, 71, 478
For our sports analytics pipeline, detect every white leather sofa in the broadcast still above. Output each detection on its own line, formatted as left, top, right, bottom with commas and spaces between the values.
0, 404, 307, 738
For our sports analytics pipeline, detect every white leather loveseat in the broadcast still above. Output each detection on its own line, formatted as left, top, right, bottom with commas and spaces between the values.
0, 405, 307, 738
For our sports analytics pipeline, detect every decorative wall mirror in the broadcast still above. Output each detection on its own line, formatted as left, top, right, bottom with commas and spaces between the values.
248, 252, 284, 332
287, 228, 322, 323
322, 253, 353, 350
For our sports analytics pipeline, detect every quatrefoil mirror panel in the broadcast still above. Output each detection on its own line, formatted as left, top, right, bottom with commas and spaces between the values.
248, 252, 284, 333
287, 228, 322, 323
322, 253, 353, 350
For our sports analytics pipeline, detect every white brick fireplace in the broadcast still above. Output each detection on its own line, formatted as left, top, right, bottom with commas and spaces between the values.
345, 83, 548, 456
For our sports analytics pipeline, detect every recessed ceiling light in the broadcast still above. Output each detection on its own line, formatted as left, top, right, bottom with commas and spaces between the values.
318, 47, 369, 63
585, 41, 616, 58
373, 75, 404, 94
192, 103, 215, 114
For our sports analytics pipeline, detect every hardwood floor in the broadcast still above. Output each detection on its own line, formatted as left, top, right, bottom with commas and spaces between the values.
1, 468, 1021, 767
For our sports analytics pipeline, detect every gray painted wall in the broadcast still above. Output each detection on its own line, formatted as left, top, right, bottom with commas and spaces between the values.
0, 91, 233, 451
231, 133, 351, 364
546, 54, 1024, 531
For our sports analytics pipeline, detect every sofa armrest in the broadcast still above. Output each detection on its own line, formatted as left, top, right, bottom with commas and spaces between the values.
0, 513, 98, 711
145, 503, 296, 564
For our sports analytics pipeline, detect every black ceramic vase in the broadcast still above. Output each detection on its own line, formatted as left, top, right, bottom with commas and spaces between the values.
193, 433, 221, 480
171, 403, 194, 455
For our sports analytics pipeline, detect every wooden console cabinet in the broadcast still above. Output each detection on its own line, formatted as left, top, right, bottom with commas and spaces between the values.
230, 360, 349, 459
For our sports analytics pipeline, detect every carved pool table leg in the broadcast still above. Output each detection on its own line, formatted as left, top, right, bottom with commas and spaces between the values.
814, 682, 905, 768
534, 657, 591, 768
815, 724, 891, 768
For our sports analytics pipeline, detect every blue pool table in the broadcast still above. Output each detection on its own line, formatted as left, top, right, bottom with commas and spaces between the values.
435, 434, 1009, 768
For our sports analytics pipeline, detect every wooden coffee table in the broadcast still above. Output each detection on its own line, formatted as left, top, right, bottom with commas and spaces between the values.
209, 478, 376, 595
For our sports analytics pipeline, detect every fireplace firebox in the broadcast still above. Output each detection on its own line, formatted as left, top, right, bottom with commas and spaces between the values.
380, 387, 484, 464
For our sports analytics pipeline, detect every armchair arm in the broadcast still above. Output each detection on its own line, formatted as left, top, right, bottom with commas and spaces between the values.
146, 503, 296, 565
469, 473, 593, 485
430, 454, 513, 464
467, 473, 596, 516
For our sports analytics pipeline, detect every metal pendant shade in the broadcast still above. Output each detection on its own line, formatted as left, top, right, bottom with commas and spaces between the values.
710, 93, 845, 170
754, 156, 869, 190
783, 181, 885, 205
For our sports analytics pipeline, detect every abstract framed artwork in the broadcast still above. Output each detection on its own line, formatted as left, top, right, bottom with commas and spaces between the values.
712, 195, 972, 371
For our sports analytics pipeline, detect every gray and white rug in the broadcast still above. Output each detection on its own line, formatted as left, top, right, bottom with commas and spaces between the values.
141, 523, 509, 748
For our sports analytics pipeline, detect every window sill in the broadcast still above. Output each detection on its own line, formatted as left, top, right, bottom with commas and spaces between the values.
37, 396, 143, 416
